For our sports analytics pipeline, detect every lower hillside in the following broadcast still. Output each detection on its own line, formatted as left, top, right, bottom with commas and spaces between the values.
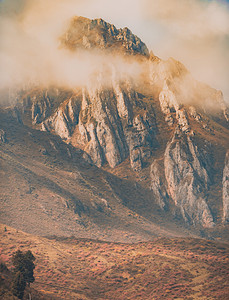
0, 224, 228, 299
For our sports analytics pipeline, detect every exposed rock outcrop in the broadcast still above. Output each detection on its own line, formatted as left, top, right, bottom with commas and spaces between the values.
31, 92, 52, 124
76, 82, 158, 169
150, 127, 215, 227
61, 16, 149, 57
158, 81, 191, 133
42, 96, 81, 139
223, 151, 229, 222
150, 160, 168, 209
163, 129, 214, 227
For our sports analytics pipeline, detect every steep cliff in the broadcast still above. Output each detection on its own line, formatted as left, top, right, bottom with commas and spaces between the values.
223, 151, 229, 223
164, 130, 214, 227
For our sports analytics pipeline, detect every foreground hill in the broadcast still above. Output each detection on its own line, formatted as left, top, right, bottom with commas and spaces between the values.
0, 224, 228, 299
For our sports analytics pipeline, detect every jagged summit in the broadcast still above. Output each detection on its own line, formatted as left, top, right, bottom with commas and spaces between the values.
60, 16, 149, 56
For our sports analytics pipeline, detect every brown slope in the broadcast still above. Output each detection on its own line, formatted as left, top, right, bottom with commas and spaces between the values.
0, 224, 228, 300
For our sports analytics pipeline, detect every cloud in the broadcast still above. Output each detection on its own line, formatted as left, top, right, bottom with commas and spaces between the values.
144, 0, 229, 38
0, 0, 142, 92
0, 0, 228, 102
143, 0, 229, 101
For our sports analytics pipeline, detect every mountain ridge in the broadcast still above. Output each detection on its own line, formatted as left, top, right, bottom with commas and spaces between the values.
60, 16, 150, 57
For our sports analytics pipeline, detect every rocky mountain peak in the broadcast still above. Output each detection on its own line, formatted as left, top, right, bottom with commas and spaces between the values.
2, 16, 229, 234
60, 16, 149, 57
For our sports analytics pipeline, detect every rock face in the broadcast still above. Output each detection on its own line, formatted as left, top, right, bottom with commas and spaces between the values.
158, 81, 190, 133
61, 16, 149, 57
150, 160, 168, 209
31, 92, 52, 125
150, 128, 214, 227
12, 16, 229, 229
223, 151, 229, 222
164, 130, 214, 227
42, 96, 81, 139
29, 81, 158, 170
76, 82, 158, 169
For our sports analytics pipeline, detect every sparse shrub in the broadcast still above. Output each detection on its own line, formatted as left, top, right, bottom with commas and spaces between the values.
11, 250, 36, 299
11, 271, 26, 299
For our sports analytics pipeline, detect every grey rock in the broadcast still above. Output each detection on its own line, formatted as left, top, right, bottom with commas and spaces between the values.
223, 151, 229, 222
130, 147, 142, 171
42, 96, 81, 139
163, 129, 214, 227
150, 160, 168, 209
158, 81, 191, 133
75, 82, 158, 169
31, 92, 51, 124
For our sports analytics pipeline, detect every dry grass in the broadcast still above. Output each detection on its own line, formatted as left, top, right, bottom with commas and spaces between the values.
0, 224, 228, 300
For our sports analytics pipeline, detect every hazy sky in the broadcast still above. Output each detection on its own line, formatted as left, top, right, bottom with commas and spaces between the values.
0, 0, 229, 100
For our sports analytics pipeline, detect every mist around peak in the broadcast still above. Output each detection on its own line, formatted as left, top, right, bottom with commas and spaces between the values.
0, 6, 143, 95
0, 0, 228, 105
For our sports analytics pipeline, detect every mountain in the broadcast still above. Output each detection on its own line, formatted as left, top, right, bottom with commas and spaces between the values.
1, 16, 229, 241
